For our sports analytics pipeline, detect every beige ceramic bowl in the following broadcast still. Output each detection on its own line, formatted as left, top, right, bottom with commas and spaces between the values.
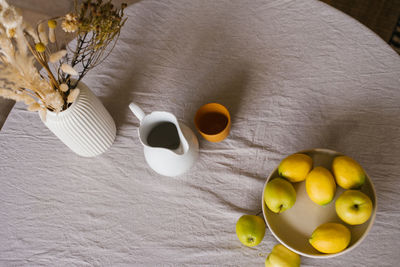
262, 148, 377, 258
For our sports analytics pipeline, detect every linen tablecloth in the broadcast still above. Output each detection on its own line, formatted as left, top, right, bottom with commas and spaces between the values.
1, 0, 400, 266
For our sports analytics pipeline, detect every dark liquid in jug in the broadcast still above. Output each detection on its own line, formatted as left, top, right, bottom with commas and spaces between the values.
147, 122, 180, 150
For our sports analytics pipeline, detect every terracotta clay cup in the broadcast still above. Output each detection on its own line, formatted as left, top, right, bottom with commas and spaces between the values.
194, 103, 231, 142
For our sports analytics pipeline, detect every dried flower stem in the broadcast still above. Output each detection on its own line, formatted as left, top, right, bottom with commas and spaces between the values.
25, 37, 60, 91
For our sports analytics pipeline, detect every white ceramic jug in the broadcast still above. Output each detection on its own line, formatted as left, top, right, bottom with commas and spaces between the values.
129, 102, 199, 177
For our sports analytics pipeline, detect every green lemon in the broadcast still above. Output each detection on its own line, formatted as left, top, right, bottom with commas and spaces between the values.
306, 166, 336, 205
278, 153, 313, 182
236, 215, 266, 247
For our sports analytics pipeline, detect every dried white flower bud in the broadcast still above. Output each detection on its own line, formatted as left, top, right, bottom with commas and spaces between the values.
6, 27, 15, 38
24, 23, 39, 43
38, 22, 48, 46
61, 63, 78, 76
23, 95, 36, 105
0, 88, 13, 98
49, 28, 56, 43
61, 13, 78, 33
49, 50, 67, 63
39, 108, 47, 121
47, 92, 63, 111
67, 88, 79, 103
59, 83, 69, 92
1, 6, 22, 29
27, 102, 41, 111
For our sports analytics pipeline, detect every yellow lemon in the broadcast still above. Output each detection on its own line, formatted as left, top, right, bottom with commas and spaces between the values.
332, 156, 366, 189
309, 222, 351, 254
305, 166, 336, 205
278, 153, 312, 182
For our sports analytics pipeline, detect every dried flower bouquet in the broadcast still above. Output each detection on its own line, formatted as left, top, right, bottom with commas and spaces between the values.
0, 0, 126, 120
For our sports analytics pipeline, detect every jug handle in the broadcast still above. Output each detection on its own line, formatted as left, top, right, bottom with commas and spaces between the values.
129, 102, 145, 122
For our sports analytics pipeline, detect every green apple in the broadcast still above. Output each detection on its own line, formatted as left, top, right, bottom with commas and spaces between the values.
265, 244, 301, 267
264, 178, 296, 213
236, 215, 266, 247
335, 190, 373, 225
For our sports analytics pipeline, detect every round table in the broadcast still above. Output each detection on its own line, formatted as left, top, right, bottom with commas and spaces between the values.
1, 0, 399, 265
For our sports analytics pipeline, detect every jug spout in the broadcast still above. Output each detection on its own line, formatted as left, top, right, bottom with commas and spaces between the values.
129, 102, 145, 121
143, 122, 199, 177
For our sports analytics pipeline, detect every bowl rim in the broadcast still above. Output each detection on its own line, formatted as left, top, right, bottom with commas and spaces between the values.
261, 148, 378, 258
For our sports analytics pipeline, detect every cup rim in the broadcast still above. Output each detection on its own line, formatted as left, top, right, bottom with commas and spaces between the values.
194, 102, 231, 136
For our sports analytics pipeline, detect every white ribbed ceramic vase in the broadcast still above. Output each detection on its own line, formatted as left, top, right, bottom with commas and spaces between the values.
41, 81, 116, 157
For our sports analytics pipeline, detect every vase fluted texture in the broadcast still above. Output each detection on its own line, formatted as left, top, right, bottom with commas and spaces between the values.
41, 81, 116, 157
